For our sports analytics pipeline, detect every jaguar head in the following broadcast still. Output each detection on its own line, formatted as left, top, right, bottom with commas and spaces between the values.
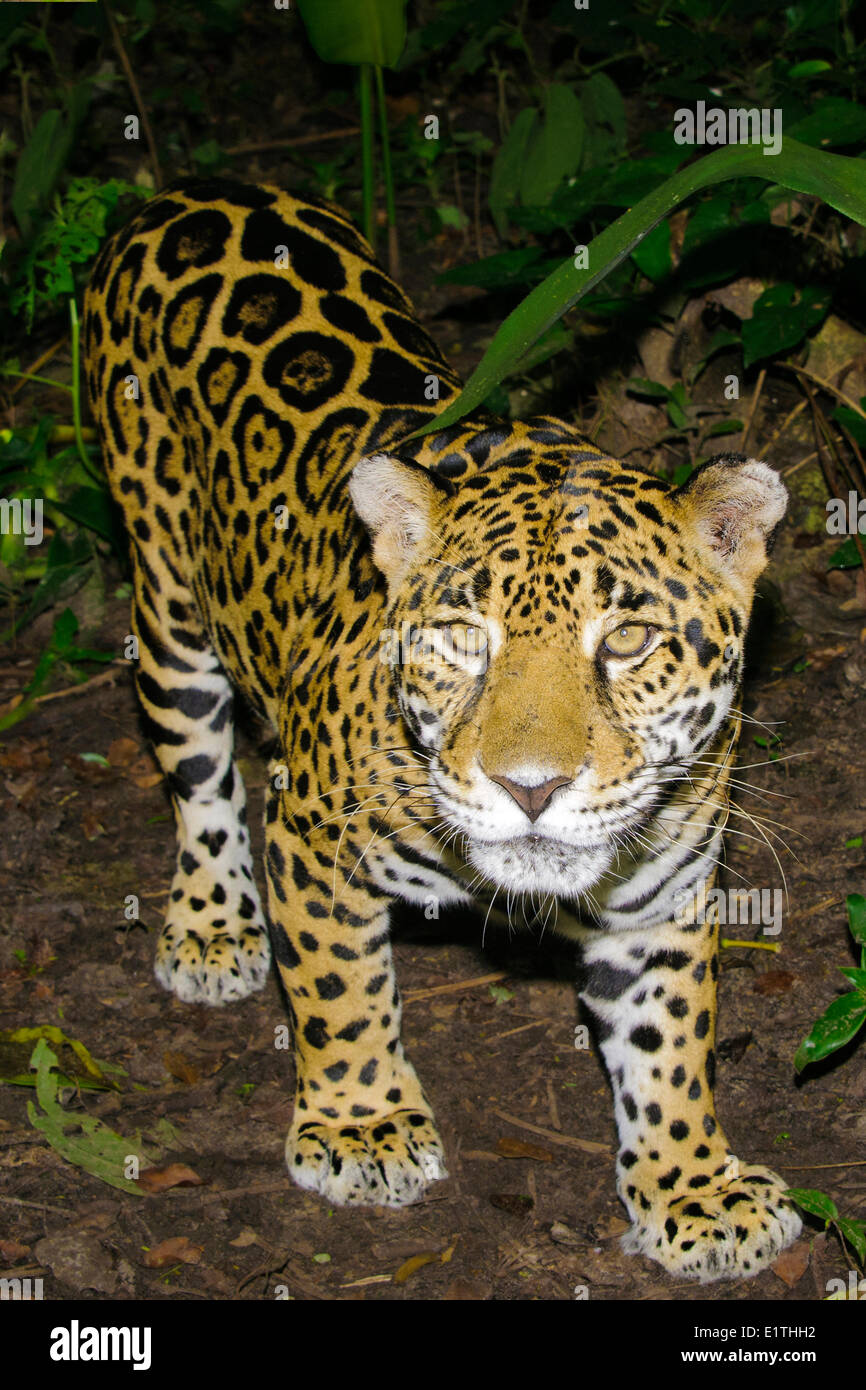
350, 433, 787, 900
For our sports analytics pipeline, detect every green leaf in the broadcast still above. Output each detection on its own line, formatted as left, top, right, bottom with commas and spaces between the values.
789, 98, 866, 149
787, 60, 833, 79
785, 1188, 839, 1222
794, 991, 866, 1071
296, 0, 406, 68
626, 378, 671, 399
438, 246, 547, 291
413, 138, 866, 436
704, 418, 744, 437
847, 893, 866, 949
520, 84, 585, 209
0, 1026, 121, 1090
832, 404, 866, 448
580, 72, 627, 170
827, 537, 862, 569
837, 1217, 866, 1266
54, 485, 123, 549
630, 218, 671, 283
26, 1038, 155, 1195
489, 107, 538, 239
11, 110, 70, 238
741, 283, 830, 369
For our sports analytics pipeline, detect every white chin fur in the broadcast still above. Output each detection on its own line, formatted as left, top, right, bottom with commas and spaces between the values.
467, 836, 613, 897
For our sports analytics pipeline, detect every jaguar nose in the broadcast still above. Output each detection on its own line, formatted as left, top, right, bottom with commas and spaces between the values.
488, 772, 573, 823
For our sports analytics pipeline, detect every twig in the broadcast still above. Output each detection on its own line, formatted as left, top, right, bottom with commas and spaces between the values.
485, 1018, 550, 1043
33, 662, 128, 705
740, 366, 766, 454
11, 337, 68, 397
403, 971, 507, 1004
224, 129, 360, 156
492, 1109, 610, 1154
779, 1160, 866, 1170
0, 1195, 71, 1214
778, 362, 866, 420
104, 1, 163, 189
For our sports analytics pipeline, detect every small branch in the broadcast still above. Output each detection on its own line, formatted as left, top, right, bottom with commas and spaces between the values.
103, 0, 163, 190
403, 971, 507, 1004
224, 129, 359, 156
740, 366, 766, 453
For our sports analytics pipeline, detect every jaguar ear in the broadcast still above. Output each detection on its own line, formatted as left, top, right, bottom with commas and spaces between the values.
674, 455, 788, 588
350, 454, 443, 589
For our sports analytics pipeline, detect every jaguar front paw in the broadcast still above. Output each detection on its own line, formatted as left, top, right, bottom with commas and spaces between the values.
622, 1161, 802, 1283
286, 1110, 447, 1207
155, 866, 271, 1004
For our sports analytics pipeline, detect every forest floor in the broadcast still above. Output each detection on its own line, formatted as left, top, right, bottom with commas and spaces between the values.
1, 252, 864, 1301
1, 16, 865, 1301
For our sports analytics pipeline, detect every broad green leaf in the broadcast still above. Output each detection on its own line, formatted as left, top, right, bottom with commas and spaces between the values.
413, 138, 866, 436
520, 84, 585, 209
296, 0, 406, 68
0, 1026, 122, 1090
11, 110, 69, 238
626, 378, 670, 399
786, 1188, 839, 1222
580, 71, 627, 169
789, 98, 866, 149
827, 537, 862, 569
54, 485, 123, 550
794, 991, 866, 1071
489, 107, 538, 239
837, 1217, 866, 1265
438, 246, 548, 291
630, 218, 671, 282
26, 1039, 156, 1195
787, 60, 833, 79
832, 404, 866, 448
847, 893, 866, 949
742, 283, 831, 368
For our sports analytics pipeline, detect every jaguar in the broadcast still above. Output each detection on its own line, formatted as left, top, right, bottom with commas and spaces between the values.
84, 178, 800, 1283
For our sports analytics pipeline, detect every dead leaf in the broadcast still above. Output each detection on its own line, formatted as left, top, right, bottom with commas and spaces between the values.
137, 1162, 206, 1194
495, 1135, 554, 1162
393, 1251, 440, 1284
0, 1238, 30, 1260
142, 1235, 203, 1268
771, 1240, 810, 1288
753, 971, 796, 996
107, 737, 140, 768
229, 1228, 261, 1248
163, 1050, 200, 1084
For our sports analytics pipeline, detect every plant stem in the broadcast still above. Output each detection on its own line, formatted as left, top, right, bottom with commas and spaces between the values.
374, 64, 398, 277
68, 298, 100, 481
359, 64, 375, 248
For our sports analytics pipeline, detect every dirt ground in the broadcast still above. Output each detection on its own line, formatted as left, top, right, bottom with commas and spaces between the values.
2, 330, 865, 1301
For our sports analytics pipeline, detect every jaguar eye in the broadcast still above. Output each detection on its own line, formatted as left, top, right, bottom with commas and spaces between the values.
441, 623, 488, 662
602, 624, 654, 658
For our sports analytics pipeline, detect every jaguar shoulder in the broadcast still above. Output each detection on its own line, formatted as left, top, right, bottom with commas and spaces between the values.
84, 178, 799, 1283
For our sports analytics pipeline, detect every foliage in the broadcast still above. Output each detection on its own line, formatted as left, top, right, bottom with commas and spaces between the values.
794, 894, 866, 1072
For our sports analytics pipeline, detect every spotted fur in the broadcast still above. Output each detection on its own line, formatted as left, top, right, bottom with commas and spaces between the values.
84, 179, 800, 1282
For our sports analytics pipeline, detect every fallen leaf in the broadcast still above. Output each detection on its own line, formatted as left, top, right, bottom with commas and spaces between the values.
107, 737, 140, 768
771, 1240, 810, 1288
754, 971, 796, 996
393, 1251, 440, 1284
142, 1236, 203, 1268
163, 1050, 200, 1084
229, 1228, 260, 1248
136, 1162, 205, 1194
0, 1238, 30, 1260
496, 1135, 553, 1162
